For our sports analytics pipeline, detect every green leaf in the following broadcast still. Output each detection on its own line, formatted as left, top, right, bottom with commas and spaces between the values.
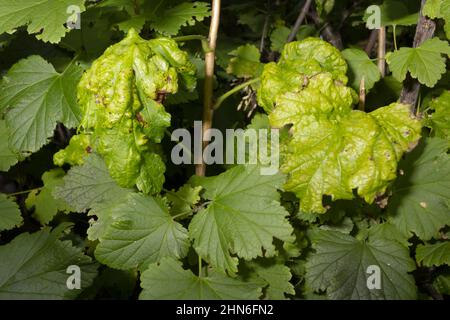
54, 153, 130, 212
226, 44, 263, 78
342, 48, 381, 92
0, 56, 83, 156
434, 274, 450, 295
367, 222, 410, 247
95, 193, 190, 270
0, 0, 86, 43
166, 184, 202, 217
416, 242, 450, 267
245, 259, 295, 300
269, 74, 422, 213
140, 258, 262, 299
189, 165, 294, 274
0, 120, 18, 171
386, 38, 450, 87
0, 194, 22, 232
270, 26, 290, 52
423, 0, 450, 39
0, 227, 97, 299
76, 30, 195, 189
388, 138, 450, 240
25, 169, 71, 224
305, 230, 417, 299
427, 90, 450, 146
257, 38, 348, 112
150, 2, 210, 36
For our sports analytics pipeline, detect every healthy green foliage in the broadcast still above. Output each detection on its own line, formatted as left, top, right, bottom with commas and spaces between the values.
166, 184, 202, 217
426, 90, 450, 146
388, 138, 450, 240
0, 194, 22, 232
54, 153, 130, 213
0, 56, 83, 156
341, 48, 381, 91
227, 44, 263, 78
0, 0, 86, 43
416, 242, 450, 267
386, 38, 450, 87
25, 169, 71, 224
189, 165, 294, 274
0, 226, 97, 299
305, 229, 417, 299
0, 120, 18, 171
423, 0, 450, 39
94, 193, 190, 270
140, 258, 262, 300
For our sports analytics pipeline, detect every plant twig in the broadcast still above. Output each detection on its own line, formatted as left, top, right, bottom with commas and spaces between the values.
308, 7, 343, 49
400, 0, 436, 110
359, 76, 366, 111
287, 0, 313, 42
260, 5, 271, 53
365, 29, 378, 55
377, 26, 386, 77
196, 0, 221, 177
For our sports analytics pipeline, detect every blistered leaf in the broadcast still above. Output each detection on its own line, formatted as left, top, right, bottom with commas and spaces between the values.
140, 258, 262, 299
0, 194, 22, 232
53, 134, 91, 167
95, 193, 189, 270
189, 165, 294, 274
269, 73, 421, 213
0, 0, 86, 43
386, 38, 450, 87
0, 56, 83, 156
0, 227, 97, 299
257, 38, 348, 112
71, 29, 196, 190
416, 242, 450, 267
305, 230, 417, 299
388, 138, 450, 240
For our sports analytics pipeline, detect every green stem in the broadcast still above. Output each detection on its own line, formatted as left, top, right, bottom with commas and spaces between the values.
6, 188, 42, 197
393, 25, 398, 51
173, 35, 211, 52
212, 78, 260, 110
198, 256, 203, 278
